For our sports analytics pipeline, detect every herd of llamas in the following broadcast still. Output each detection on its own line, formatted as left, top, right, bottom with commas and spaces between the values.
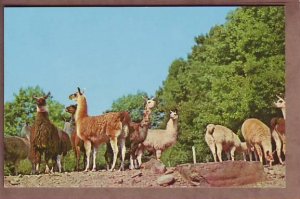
4, 87, 286, 176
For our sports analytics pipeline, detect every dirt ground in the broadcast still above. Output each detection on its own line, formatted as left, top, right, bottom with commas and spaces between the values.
4, 164, 285, 188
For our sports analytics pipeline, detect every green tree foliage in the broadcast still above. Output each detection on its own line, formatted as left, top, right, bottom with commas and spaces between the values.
109, 91, 148, 122
4, 86, 68, 136
157, 7, 285, 165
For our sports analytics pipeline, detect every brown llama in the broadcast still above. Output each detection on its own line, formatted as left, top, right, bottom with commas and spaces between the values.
271, 95, 286, 164
57, 129, 72, 172
31, 92, 60, 174
4, 135, 30, 175
69, 87, 131, 171
105, 97, 156, 170
241, 118, 274, 166
65, 104, 88, 171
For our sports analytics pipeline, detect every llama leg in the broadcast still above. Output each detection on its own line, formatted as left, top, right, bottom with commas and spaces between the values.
226, 152, 230, 161
216, 143, 223, 162
208, 143, 217, 162
14, 160, 20, 175
281, 134, 286, 157
110, 137, 119, 172
119, 138, 126, 171
84, 140, 92, 172
242, 152, 246, 161
156, 150, 162, 161
45, 153, 51, 174
129, 155, 134, 170
249, 149, 253, 161
136, 148, 143, 167
254, 150, 258, 161
230, 146, 236, 161
92, 146, 98, 171
57, 154, 62, 172
254, 144, 263, 164
272, 130, 283, 164
130, 143, 139, 169
104, 144, 111, 171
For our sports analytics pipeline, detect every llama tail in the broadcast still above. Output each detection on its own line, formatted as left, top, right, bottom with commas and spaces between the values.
120, 111, 131, 138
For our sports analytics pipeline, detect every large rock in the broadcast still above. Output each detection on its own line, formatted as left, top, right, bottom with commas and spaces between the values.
141, 158, 167, 174
176, 161, 267, 187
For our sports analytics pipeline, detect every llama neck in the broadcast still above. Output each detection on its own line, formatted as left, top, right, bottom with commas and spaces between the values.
75, 96, 88, 121
281, 107, 286, 119
37, 105, 48, 113
141, 109, 152, 126
166, 118, 178, 135
36, 111, 49, 118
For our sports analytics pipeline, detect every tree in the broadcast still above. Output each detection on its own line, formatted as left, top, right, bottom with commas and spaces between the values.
4, 86, 68, 136
156, 6, 285, 165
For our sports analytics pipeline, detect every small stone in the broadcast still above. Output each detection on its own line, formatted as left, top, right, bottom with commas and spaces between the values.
9, 179, 20, 185
157, 174, 175, 186
131, 171, 143, 178
132, 178, 142, 185
268, 170, 275, 175
117, 179, 123, 184
165, 168, 175, 175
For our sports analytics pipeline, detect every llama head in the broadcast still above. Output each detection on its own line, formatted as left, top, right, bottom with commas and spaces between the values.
143, 96, 156, 110
205, 124, 215, 134
32, 92, 50, 112
69, 87, 85, 102
65, 104, 77, 115
170, 109, 179, 120
274, 95, 286, 109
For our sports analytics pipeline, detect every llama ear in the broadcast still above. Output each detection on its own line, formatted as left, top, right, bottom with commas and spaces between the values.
32, 95, 38, 100
77, 87, 82, 95
142, 96, 148, 101
276, 95, 284, 101
44, 92, 51, 99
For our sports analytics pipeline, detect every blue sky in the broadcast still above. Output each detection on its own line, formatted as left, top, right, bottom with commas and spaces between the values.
4, 7, 236, 115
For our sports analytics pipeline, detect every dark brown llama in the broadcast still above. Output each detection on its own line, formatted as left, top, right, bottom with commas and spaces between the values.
104, 97, 156, 170
31, 92, 60, 174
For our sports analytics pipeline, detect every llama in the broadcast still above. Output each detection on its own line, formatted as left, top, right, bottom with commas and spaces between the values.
241, 118, 274, 166
20, 122, 31, 140
65, 104, 88, 171
274, 95, 286, 119
69, 87, 131, 171
31, 92, 61, 174
56, 129, 72, 172
236, 142, 257, 161
4, 136, 30, 175
271, 95, 286, 164
205, 124, 242, 162
105, 96, 156, 170
135, 110, 179, 167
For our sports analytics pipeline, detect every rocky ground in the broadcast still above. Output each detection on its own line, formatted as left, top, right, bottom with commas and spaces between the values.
4, 161, 285, 188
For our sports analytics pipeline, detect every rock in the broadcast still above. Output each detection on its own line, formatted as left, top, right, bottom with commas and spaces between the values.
117, 179, 123, 184
9, 179, 20, 185
131, 171, 143, 178
176, 161, 267, 187
269, 170, 275, 175
157, 174, 175, 186
165, 168, 175, 175
131, 178, 142, 185
142, 158, 167, 174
